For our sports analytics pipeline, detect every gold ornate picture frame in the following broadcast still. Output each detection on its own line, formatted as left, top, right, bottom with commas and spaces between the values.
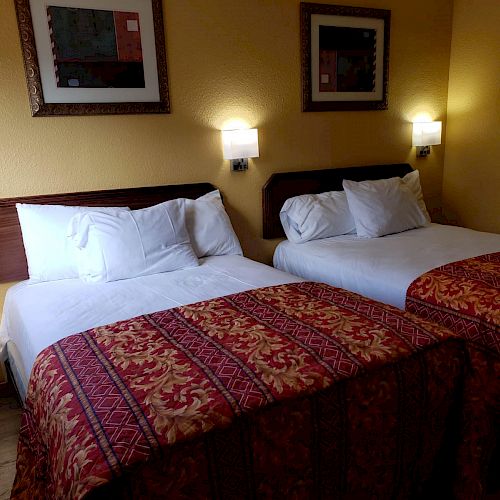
14, 0, 170, 116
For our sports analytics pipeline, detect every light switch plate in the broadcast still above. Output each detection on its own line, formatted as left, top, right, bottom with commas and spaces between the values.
416, 145, 430, 158
230, 158, 248, 171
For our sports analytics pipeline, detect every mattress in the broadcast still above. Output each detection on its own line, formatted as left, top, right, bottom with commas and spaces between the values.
0, 255, 302, 399
274, 224, 500, 309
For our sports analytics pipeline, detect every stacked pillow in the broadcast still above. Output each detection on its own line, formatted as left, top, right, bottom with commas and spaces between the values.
68, 199, 199, 283
280, 169, 430, 243
16, 204, 130, 282
17, 190, 242, 284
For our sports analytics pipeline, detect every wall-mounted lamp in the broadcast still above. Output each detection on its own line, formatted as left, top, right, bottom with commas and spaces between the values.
412, 121, 442, 158
222, 128, 259, 171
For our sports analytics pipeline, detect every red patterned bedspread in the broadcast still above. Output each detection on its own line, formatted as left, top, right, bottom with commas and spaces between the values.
406, 252, 499, 354
406, 252, 500, 495
13, 282, 471, 499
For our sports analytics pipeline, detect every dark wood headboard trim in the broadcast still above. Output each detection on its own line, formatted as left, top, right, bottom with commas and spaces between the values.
0, 183, 215, 283
262, 163, 414, 239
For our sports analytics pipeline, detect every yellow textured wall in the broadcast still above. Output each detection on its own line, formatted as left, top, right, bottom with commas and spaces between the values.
0, 0, 453, 307
442, 0, 500, 232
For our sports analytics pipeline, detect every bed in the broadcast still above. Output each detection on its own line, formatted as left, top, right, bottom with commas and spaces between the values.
0, 182, 492, 498
273, 224, 500, 310
264, 163, 500, 494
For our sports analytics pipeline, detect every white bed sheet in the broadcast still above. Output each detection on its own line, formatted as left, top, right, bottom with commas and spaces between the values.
0, 255, 303, 396
274, 224, 500, 310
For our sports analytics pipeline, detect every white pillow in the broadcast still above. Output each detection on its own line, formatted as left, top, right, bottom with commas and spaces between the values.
16, 203, 129, 282
184, 190, 242, 257
280, 190, 356, 243
401, 170, 431, 223
69, 199, 199, 283
343, 176, 429, 238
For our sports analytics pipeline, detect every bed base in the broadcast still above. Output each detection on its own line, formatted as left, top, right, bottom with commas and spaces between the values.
3, 359, 23, 407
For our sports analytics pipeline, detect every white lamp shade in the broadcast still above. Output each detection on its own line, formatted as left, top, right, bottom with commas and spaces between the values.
222, 129, 259, 160
412, 121, 442, 146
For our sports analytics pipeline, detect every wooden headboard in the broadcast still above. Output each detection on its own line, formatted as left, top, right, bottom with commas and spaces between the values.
0, 183, 215, 283
262, 163, 414, 239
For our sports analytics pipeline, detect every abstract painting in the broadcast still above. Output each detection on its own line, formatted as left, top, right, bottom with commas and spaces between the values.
48, 7, 145, 89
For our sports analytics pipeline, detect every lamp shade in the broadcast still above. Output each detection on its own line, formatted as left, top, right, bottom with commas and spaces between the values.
222, 129, 259, 160
412, 121, 442, 146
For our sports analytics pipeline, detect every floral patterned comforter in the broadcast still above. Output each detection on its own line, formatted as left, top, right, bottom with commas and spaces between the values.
406, 252, 500, 495
13, 282, 473, 499
406, 252, 499, 354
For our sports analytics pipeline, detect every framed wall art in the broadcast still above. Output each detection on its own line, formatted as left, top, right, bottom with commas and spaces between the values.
300, 3, 390, 111
14, 0, 170, 116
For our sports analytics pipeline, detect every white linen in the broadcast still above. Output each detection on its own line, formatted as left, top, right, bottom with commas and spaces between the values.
274, 224, 500, 309
280, 190, 356, 243
0, 255, 302, 392
16, 203, 129, 282
402, 170, 431, 222
70, 200, 199, 282
185, 190, 243, 257
343, 177, 428, 238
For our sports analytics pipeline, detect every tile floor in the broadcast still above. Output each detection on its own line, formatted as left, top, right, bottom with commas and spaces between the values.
0, 397, 21, 500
